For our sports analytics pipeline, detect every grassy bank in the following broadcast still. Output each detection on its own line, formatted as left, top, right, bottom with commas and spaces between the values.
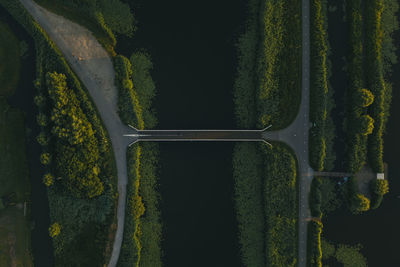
0, 1, 118, 265
309, 0, 335, 172
234, 0, 301, 130
0, 20, 33, 267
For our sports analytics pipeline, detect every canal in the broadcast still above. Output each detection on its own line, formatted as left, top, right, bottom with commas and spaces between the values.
0, 5, 54, 267
117, 0, 246, 266
323, 1, 400, 266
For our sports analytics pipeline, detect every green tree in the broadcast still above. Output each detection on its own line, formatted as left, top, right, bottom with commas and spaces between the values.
40, 153, 51, 165
372, 179, 389, 195
49, 222, 61, 238
358, 115, 374, 135
335, 244, 367, 267
34, 94, 45, 107
43, 173, 55, 187
36, 132, 49, 146
36, 112, 48, 127
352, 194, 370, 212
355, 89, 374, 107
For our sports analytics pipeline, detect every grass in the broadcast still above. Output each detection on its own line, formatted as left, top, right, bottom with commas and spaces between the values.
0, 20, 20, 96
0, 20, 32, 267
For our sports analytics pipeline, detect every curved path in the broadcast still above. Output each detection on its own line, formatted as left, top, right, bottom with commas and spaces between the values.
20, 0, 312, 266
18, 0, 134, 266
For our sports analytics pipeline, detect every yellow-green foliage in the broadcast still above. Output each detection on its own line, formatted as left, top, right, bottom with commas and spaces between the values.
308, 220, 323, 267
46, 72, 104, 198
49, 222, 61, 238
256, 0, 301, 129
262, 143, 298, 267
309, 0, 335, 172
43, 173, 55, 187
120, 143, 162, 267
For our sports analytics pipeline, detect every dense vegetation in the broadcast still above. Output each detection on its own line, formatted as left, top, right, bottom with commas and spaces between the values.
322, 240, 367, 267
34, 0, 134, 54
0, 1, 118, 265
344, 0, 398, 173
114, 52, 157, 129
118, 143, 162, 267
234, 0, 301, 130
0, 20, 33, 266
114, 49, 160, 266
233, 142, 298, 266
309, 0, 335, 171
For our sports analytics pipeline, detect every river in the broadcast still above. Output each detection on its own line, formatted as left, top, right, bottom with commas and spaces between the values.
323, 1, 400, 266
117, 0, 246, 266
0, 5, 54, 266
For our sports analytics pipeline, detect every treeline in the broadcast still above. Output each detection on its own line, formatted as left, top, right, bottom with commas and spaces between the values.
118, 143, 162, 267
114, 52, 157, 129
344, 0, 398, 173
365, 0, 397, 173
0, 1, 118, 265
34, 0, 135, 54
309, 0, 335, 172
234, 0, 301, 129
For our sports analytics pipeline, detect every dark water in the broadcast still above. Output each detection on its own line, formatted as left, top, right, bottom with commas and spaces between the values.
328, 0, 347, 172
323, 2, 400, 266
117, 0, 246, 266
0, 6, 54, 266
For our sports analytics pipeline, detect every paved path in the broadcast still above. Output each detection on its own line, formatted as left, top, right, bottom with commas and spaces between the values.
18, 1, 134, 266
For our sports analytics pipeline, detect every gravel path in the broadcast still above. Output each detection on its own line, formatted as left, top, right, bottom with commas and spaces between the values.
19, 1, 133, 266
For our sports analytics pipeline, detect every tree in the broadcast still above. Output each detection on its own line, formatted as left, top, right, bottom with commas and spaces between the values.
34, 94, 45, 107
358, 115, 374, 135
40, 153, 51, 165
355, 89, 374, 107
372, 179, 389, 195
352, 194, 370, 213
43, 173, 54, 187
36, 112, 48, 127
37, 132, 49, 146
49, 222, 61, 238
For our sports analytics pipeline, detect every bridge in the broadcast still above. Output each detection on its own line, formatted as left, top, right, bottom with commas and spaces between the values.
124, 125, 273, 145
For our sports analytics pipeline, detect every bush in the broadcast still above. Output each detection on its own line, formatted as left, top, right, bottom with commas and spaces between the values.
49, 222, 61, 238
355, 88, 374, 107
43, 173, 55, 187
351, 194, 370, 213
358, 115, 375, 135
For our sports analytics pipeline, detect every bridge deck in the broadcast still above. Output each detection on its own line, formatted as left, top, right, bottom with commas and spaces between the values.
136, 130, 263, 141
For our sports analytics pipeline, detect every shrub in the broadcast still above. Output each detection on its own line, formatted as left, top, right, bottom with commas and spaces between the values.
40, 152, 51, 165
43, 173, 55, 187
358, 115, 375, 135
49, 222, 61, 238
355, 88, 374, 107
372, 179, 389, 195
37, 131, 49, 146
351, 194, 370, 213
